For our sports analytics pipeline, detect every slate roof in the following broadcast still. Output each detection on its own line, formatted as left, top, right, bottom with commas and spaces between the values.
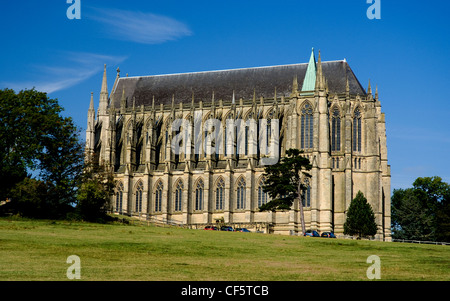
110, 60, 366, 108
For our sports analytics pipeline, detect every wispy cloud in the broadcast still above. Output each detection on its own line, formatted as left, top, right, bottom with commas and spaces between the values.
1, 52, 127, 94
88, 8, 192, 44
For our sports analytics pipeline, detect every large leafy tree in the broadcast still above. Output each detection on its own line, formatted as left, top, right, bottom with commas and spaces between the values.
392, 176, 450, 242
344, 191, 378, 239
259, 148, 312, 233
0, 88, 84, 218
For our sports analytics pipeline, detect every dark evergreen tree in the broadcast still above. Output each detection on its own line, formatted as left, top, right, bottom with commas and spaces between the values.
344, 191, 378, 239
259, 148, 312, 212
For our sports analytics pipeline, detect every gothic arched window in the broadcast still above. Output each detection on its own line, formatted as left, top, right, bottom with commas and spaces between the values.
114, 120, 123, 171
154, 119, 163, 166
236, 177, 246, 210
244, 124, 249, 156
174, 180, 183, 212
266, 110, 274, 151
331, 107, 341, 151
258, 177, 269, 208
302, 178, 311, 208
353, 108, 362, 152
215, 178, 225, 210
115, 181, 124, 213
301, 103, 313, 150
195, 179, 204, 211
155, 181, 163, 212
302, 186, 311, 207
224, 113, 233, 157
135, 123, 143, 166
135, 181, 143, 213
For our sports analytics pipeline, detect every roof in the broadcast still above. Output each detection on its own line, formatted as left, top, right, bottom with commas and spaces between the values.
110, 59, 366, 108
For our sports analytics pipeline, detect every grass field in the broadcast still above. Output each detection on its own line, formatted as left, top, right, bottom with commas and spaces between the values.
0, 217, 449, 281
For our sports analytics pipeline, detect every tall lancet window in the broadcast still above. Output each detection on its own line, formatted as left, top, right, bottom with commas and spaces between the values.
155, 181, 163, 212
165, 128, 169, 160
135, 181, 143, 213
258, 177, 269, 208
266, 110, 274, 150
353, 108, 362, 152
135, 123, 143, 166
236, 177, 246, 210
224, 114, 233, 157
331, 107, 341, 151
302, 184, 311, 208
195, 179, 204, 211
215, 178, 225, 210
115, 182, 124, 213
301, 103, 313, 150
154, 119, 163, 166
174, 180, 183, 212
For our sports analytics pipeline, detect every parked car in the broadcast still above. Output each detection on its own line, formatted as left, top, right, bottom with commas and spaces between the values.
236, 228, 251, 232
304, 230, 320, 237
204, 226, 218, 230
321, 232, 336, 238
220, 226, 234, 231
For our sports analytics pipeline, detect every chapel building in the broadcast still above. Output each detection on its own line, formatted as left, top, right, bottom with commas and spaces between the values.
85, 49, 391, 240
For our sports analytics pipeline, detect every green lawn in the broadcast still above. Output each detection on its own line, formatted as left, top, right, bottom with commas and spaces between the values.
0, 217, 448, 281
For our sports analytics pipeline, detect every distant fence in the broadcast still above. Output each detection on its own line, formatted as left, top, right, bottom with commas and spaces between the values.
392, 239, 449, 246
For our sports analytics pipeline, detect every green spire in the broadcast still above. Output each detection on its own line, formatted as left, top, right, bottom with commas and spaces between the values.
301, 48, 317, 92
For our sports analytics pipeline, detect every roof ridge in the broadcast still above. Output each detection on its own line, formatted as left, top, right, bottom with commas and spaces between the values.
123, 61, 345, 80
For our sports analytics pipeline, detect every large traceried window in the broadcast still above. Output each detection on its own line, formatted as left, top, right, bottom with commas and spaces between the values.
115, 181, 124, 213
135, 181, 143, 213
353, 108, 362, 152
155, 181, 163, 212
301, 103, 314, 150
195, 179, 204, 211
215, 178, 225, 210
236, 177, 246, 210
174, 180, 183, 212
331, 107, 341, 151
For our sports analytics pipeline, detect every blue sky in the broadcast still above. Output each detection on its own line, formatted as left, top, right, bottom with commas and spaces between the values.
1, 0, 449, 191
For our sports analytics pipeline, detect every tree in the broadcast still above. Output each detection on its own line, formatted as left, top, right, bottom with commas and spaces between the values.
75, 162, 115, 222
391, 188, 434, 241
344, 191, 378, 239
259, 148, 312, 233
7, 178, 50, 218
0, 88, 84, 218
392, 176, 450, 242
37, 112, 85, 216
